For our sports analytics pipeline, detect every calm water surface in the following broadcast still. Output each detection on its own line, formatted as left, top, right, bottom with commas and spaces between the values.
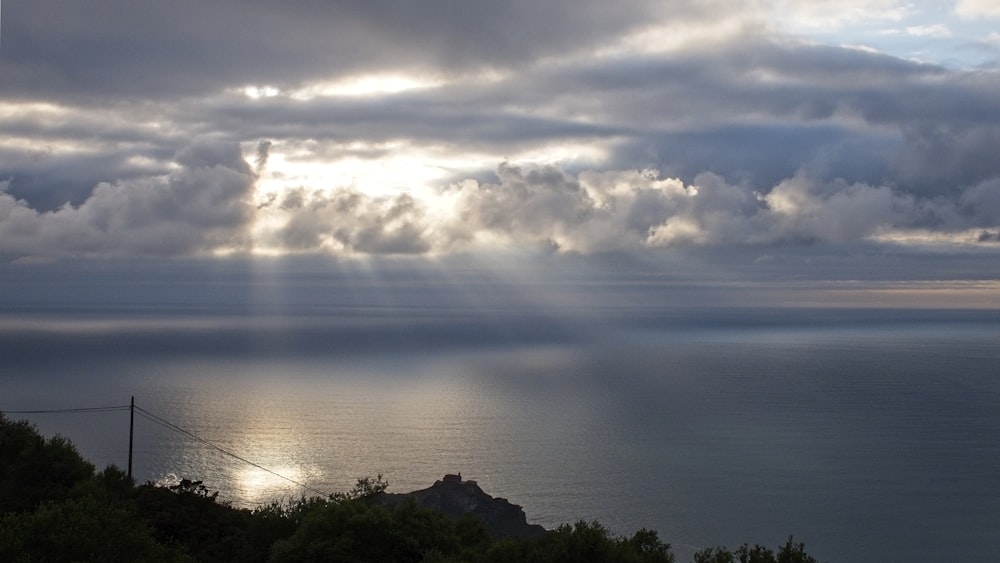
3, 309, 999, 563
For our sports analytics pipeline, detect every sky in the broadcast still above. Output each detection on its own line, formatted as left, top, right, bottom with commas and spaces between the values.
2, 1, 1000, 306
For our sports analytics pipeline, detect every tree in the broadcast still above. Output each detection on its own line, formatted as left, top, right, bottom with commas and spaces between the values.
693, 546, 736, 563
0, 414, 95, 513
330, 473, 390, 502
132, 481, 266, 562
776, 536, 818, 563
0, 495, 186, 563
482, 520, 674, 563
694, 536, 820, 563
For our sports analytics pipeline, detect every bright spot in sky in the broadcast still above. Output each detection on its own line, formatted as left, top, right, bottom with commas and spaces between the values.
290, 73, 444, 100
242, 85, 281, 99
253, 141, 463, 198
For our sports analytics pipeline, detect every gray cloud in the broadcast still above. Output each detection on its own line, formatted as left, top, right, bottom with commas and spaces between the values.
0, 139, 255, 260
254, 140, 273, 175
0, 148, 173, 212
266, 188, 431, 255
2, 2, 998, 266
892, 123, 1000, 195
1, 0, 719, 101
439, 163, 998, 253
165, 37, 1000, 195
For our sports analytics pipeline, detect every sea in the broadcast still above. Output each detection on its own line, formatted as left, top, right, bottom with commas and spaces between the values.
2, 298, 998, 563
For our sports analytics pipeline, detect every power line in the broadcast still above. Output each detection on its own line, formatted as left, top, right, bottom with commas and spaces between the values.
3, 401, 333, 500
133, 405, 331, 498
3, 405, 130, 414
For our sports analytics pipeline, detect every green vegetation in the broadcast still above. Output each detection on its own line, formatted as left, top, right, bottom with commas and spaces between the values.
0, 414, 822, 562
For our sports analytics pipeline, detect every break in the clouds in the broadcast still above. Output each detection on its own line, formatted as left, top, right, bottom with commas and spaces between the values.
1, 1, 999, 265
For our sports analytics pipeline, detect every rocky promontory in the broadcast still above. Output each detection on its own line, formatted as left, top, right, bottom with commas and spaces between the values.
379, 474, 547, 539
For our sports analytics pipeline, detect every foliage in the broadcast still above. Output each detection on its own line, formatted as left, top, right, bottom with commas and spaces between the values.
169, 478, 220, 501
693, 536, 819, 563
268, 497, 477, 563
133, 479, 281, 563
695, 547, 733, 563
0, 413, 823, 563
482, 520, 674, 563
0, 414, 96, 513
0, 495, 187, 563
330, 473, 390, 502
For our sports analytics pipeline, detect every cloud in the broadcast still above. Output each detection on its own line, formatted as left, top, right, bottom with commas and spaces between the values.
3, 146, 998, 261
261, 188, 431, 255
0, 0, 717, 102
959, 178, 1000, 227
256, 162, 998, 256
905, 25, 952, 38
437, 164, 1000, 253
955, 0, 1000, 18
3, 2, 999, 266
892, 122, 1000, 195
760, 0, 911, 30
760, 174, 918, 242
0, 140, 255, 260
254, 140, 272, 175
160, 36, 997, 193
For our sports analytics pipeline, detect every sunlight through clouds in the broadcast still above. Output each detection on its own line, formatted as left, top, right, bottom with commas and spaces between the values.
1, 0, 999, 268
290, 73, 446, 100
3, 5, 1000, 562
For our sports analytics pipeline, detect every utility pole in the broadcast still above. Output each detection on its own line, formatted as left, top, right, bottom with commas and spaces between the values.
128, 396, 135, 481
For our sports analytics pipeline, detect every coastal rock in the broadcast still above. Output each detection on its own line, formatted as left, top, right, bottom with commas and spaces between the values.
380, 474, 546, 539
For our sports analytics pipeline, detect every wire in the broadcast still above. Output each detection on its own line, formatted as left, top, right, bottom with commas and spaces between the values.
133, 405, 331, 498
2, 401, 333, 500
3, 405, 131, 414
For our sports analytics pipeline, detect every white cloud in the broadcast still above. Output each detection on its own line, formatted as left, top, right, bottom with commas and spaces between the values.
955, 0, 1000, 18
905, 24, 953, 38
763, 174, 917, 242
758, 0, 911, 31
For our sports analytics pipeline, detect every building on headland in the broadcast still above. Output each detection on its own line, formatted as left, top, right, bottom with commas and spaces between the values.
442, 473, 479, 486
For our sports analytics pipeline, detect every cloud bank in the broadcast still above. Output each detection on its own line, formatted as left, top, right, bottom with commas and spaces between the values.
5, 143, 997, 261
1, 1, 998, 266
